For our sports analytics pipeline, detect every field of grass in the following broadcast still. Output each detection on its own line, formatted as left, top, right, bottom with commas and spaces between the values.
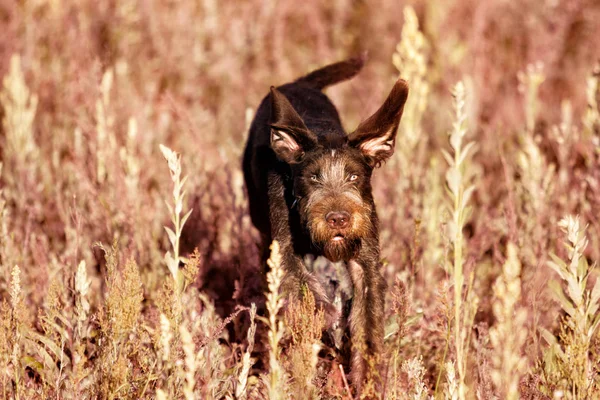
1, 0, 600, 399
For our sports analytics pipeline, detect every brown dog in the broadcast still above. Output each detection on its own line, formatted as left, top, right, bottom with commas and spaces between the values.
242, 56, 408, 393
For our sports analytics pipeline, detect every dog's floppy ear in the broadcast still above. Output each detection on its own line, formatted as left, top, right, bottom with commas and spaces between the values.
269, 87, 318, 164
348, 78, 409, 167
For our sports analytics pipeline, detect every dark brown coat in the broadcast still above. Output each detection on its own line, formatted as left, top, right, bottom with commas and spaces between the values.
242, 56, 408, 394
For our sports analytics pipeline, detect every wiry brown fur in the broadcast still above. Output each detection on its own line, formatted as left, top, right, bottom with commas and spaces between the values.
301, 150, 374, 262
242, 56, 408, 395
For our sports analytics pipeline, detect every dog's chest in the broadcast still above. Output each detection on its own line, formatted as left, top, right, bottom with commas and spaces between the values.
304, 254, 353, 348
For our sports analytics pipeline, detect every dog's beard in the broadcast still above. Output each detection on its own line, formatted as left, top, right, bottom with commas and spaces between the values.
321, 237, 360, 262
305, 216, 362, 262
303, 204, 366, 262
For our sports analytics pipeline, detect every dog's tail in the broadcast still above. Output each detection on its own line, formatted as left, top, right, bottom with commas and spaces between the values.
294, 54, 365, 91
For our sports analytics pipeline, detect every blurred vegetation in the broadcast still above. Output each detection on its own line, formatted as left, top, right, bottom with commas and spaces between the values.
1, 0, 600, 398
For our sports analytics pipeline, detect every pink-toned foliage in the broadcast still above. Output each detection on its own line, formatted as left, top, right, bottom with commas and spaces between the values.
1, 0, 599, 398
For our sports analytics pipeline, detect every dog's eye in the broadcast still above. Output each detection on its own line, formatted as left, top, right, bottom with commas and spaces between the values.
310, 175, 318, 181
349, 174, 358, 181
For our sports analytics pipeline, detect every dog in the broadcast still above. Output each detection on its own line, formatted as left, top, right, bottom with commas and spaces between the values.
242, 56, 408, 393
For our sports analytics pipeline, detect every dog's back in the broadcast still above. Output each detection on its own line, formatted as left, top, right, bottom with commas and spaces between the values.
242, 57, 365, 240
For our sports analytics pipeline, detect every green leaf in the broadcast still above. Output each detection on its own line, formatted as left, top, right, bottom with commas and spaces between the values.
459, 205, 473, 227
40, 316, 70, 342
461, 185, 475, 209
165, 200, 175, 224
159, 144, 173, 160
181, 208, 193, 230
164, 227, 177, 249
449, 130, 462, 152
588, 276, 600, 314
180, 175, 189, 192
384, 319, 399, 340
566, 278, 583, 308
54, 312, 73, 330
405, 312, 423, 327
444, 187, 456, 204
26, 331, 71, 368
548, 254, 568, 280
22, 356, 45, 376
445, 167, 461, 197
165, 251, 178, 277
548, 280, 576, 317
577, 257, 588, 280
540, 327, 564, 358
458, 141, 477, 165
24, 337, 60, 380
588, 301, 600, 320
180, 188, 188, 203
589, 313, 600, 337
441, 149, 454, 166
255, 315, 269, 326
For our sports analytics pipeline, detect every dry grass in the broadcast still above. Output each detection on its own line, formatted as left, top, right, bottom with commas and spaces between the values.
1, 0, 600, 399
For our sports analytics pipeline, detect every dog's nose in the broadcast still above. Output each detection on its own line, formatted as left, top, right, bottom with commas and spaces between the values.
326, 211, 350, 229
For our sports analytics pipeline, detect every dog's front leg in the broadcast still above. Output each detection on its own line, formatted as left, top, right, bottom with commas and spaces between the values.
347, 243, 386, 395
267, 173, 338, 325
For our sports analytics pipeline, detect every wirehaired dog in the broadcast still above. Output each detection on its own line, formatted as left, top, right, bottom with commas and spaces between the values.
243, 56, 408, 393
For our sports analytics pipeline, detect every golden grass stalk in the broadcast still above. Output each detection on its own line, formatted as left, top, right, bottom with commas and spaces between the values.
0, 164, 17, 295
0, 162, 5, 275
236, 303, 257, 399
263, 240, 287, 400
583, 63, 599, 140
442, 81, 478, 399
74, 260, 91, 338
96, 69, 116, 184
542, 215, 600, 397
444, 361, 458, 400
0, 301, 11, 398
284, 289, 324, 399
387, 277, 408, 396
517, 133, 555, 215
489, 243, 527, 399
392, 6, 446, 290
549, 101, 576, 188
95, 244, 144, 398
517, 62, 545, 134
121, 117, 141, 198
180, 325, 196, 400
0, 55, 38, 168
515, 63, 556, 278
9, 266, 21, 311
517, 63, 554, 218
402, 355, 428, 399
194, 293, 235, 397
9, 265, 23, 399
159, 313, 172, 362
393, 5, 429, 152
103, 255, 144, 338
160, 144, 194, 312
422, 157, 446, 274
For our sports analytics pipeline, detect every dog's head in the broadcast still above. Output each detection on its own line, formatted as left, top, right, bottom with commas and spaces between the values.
269, 79, 408, 261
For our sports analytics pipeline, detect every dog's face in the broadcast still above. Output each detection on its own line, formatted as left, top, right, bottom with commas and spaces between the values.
294, 146, 373, 261
269, 80, 408, 261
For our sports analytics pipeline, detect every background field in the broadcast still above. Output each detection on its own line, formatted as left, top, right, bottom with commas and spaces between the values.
1, 0, 600, 398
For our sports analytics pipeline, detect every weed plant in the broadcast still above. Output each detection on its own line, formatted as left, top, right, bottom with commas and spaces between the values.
1, 1, 600, 399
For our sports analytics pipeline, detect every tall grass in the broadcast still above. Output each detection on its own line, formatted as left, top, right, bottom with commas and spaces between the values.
541, 215, 600, 398
263, 240, 287, 400
1, 0, 600, 398
443, 81, 478, 399
489, 243, 527, 400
